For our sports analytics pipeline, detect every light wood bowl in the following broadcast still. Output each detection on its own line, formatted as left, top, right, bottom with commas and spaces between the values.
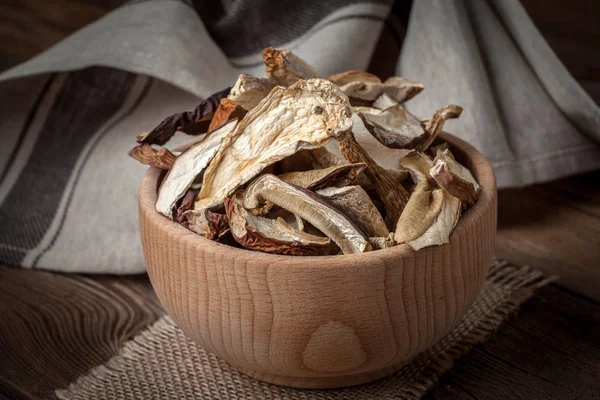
138, 133, 497, 389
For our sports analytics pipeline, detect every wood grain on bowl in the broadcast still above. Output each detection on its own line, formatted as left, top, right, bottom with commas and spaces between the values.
138, 132, 497, 389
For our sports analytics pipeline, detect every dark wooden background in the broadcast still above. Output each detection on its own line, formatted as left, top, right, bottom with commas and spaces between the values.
1, 1, 599, 399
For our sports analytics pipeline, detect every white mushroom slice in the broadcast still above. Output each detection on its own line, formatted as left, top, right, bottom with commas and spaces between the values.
195, 78, 353, 211
358, 104, 425, 149
405, 192, 461, 251
227, 73, 278, 111
329, 70, 381, 86
262, 47, 320, 86
394, 180, 445, 243
317, 185, 389, 238
225, 196, 331, 256
278, 163, 366, 190
400, 151, 434, 184
430, 149, 480, 205
243, 175, 371, 254
155, 119, 237, 218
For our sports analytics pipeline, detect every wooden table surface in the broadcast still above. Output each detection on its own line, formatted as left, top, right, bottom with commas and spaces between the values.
1, 1, 599, 399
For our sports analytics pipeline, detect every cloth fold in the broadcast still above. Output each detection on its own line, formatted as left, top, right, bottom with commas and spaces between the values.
1, 0, 598, 273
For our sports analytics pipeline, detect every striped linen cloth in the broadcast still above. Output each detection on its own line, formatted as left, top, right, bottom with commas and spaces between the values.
1, 0, 599, 273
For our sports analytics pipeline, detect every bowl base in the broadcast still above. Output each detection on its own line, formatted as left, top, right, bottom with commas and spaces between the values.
235, 361, 410, 389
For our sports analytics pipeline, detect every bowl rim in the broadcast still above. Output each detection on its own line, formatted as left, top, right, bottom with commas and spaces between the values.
138, 132, 497, 266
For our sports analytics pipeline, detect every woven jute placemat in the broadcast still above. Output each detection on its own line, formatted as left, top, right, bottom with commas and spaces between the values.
57, 260, 552, 400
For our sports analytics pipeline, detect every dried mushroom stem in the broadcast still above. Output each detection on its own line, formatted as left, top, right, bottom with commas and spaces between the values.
243, 175, 371, 254
337, 130, 410, 230
317, 185, 389, 238
128, 144, 176, 170
277, 163, 366, 191
418, 104, 463, 151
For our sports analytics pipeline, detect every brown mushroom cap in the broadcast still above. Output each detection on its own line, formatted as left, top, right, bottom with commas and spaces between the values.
329, 72, 424, 104
242, 174, 371, 254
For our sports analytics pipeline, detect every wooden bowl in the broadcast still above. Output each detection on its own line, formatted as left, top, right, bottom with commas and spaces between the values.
138, 132, 497, 389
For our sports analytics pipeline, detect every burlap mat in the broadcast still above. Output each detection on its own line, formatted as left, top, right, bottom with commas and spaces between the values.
56, 260, 552, 400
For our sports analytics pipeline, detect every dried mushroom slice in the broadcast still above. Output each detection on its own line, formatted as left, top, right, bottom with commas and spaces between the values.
369, 234, 395, 250
400, 151, 434, 184
262, 47, 320, 86
243, 175, 371, 254
419, 104, 463, 151
359, 104, 462, 152
430, 149, 480, 205
138, 87, 230, 146
309, 147, 347, 168
155, 119, 237, 218
405, 192, 461, 251
317, 185, 389, 238
228, 73, 278, 111
394, 180, 444, 243
358, 104, 425, 149
225, 196, 331, 256
278, 163, 366, 191
195, 78, 353, 211
208, 98, 247, 131
174, 188, 198, 225
337, 130, 410, 230
330, 71, 424, 104
185, 209, 229, 240
128, 144, 176, 170
354, 167, 409, 194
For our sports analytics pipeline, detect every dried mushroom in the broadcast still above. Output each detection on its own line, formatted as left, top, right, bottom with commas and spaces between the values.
430, 149, 480, 205
155, 119, 237, 218
262, 47, 320, 86
225, 195, 331, 256
400, 151, 434, 184
317, 185, 389, 237
337, 130, 410, 229
243, 175, 371, 254
128, 144, 176, 170
404, 192, 461, 251
138, 87, 230, 146
185, 209, 229, 240
228, 73, 278, 111
195, 78, 352, 211
278, 163, 366, 191
132, 46, 480, 256
329, 71, 424, 104
359, 104, 462, 152
208, 98, 247, 131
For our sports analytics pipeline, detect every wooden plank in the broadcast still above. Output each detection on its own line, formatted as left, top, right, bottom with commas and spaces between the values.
427, 284, 600, 399
496, 171, 600, 301
0, 265, 163, 399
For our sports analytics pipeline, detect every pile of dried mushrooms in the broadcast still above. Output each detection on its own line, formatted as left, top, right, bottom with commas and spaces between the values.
129, 47, 480, 256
